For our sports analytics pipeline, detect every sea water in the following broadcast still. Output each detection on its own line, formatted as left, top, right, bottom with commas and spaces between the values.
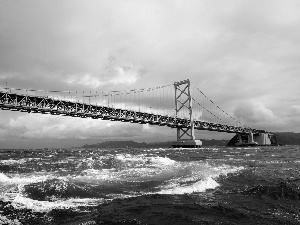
0, 146, 299, 224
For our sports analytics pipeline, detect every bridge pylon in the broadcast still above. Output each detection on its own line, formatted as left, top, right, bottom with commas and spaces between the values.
172, 79, 202, 148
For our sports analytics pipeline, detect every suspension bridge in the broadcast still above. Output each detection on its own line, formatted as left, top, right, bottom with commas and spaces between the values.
0, 79, 275, 147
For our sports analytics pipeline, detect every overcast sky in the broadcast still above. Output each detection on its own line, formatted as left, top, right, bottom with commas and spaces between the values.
1, 0, 300, 148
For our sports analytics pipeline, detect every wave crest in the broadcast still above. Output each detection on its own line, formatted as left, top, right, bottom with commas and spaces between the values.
24, 178, 101, 201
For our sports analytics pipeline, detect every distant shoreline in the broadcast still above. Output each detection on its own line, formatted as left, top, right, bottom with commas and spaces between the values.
81, 139, 229, 149
0, 132, 298, 150
81, 132, 300, 148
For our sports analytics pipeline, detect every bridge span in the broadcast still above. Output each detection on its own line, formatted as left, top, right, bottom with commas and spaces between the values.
0, 79, 275, 147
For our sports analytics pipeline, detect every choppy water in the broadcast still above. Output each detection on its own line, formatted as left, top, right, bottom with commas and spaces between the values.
0, 146, 300, 224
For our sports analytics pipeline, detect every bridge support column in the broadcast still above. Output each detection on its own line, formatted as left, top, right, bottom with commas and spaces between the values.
172, 79, 202, 148
229, 132, 259, 146
254, 133, 272, 145
248, 132, 254, 143
237, 133, 243, 144
246, 132, 258, 146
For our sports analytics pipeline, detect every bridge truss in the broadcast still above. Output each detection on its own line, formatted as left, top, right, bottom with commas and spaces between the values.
0, 80, 268, 135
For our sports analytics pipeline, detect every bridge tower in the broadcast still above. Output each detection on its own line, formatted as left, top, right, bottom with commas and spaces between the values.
172, 79, 202, 148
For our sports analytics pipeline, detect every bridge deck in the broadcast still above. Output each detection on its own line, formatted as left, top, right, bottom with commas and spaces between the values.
0, 91, 267, 134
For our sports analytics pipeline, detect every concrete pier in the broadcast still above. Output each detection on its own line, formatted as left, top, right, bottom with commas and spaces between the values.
255, 133, 272, 145
228, 133, 276, 146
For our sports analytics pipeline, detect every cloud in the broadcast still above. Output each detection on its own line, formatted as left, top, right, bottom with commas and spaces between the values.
0, 75, 9, 80
1, 0, 300, 147
0, 113, 175, 142
65, 74, 104, 89
291, 105, 300, 114
65, 64, 141, 89
232, 100, 300, 132
233, 101, 283, 129
4, 114, 130, 139
112, 66, 140, 85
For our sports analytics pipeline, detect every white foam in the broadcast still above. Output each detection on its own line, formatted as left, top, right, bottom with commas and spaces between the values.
73, 154, 178, 184
0, 173, 106, 213
0, 215, 22, 225
0, 172, 55, 186
150, 156, 175, 166
73, 169, 116, 184
73, 166, 168, 184
0, 159, 27, 165
0, 173, 70, 209
0, 172, 10, 183
0, 153, 245, 212
73, 155, 243, 191
158, 177, 220, 194
112, 154, 176, 167
156, 163, 244, 195
7, 195, 105, 212
0, 158, 40, 166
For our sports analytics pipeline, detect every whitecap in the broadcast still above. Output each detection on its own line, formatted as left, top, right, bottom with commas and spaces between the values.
158, 177, 220, 194
0, 215, 22, 225
156, 163, 244, 195
0, 173, 55, 186
7, 195, 105, 212
0, 159, 27, 165
0, 172, 10, 183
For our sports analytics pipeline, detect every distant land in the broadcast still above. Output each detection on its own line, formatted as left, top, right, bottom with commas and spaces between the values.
81, 132, 300, 148
81, 139, 228, 149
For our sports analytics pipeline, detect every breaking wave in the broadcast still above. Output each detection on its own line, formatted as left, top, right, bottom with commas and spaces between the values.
24, 178, 104, 201
0, 153, 242, 213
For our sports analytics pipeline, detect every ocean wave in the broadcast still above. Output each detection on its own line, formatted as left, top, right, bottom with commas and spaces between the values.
23, 178, 104, 201
72, 154, 244, 195
0, 214, 22, 225
73, 154, 178, 184
0, 172, 11, 183
158, 177, 220, 194
243, 182, 300, 200
157, 163, 243, 195
0, 172, 54, 186
0, 176, 105, 213
0, 159, 27, 165
2, 195, 104, 213
75, 154, 177, 171
0, 154, 244, 214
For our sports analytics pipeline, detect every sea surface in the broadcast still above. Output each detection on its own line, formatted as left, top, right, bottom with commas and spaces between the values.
0, 146, 300, 225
